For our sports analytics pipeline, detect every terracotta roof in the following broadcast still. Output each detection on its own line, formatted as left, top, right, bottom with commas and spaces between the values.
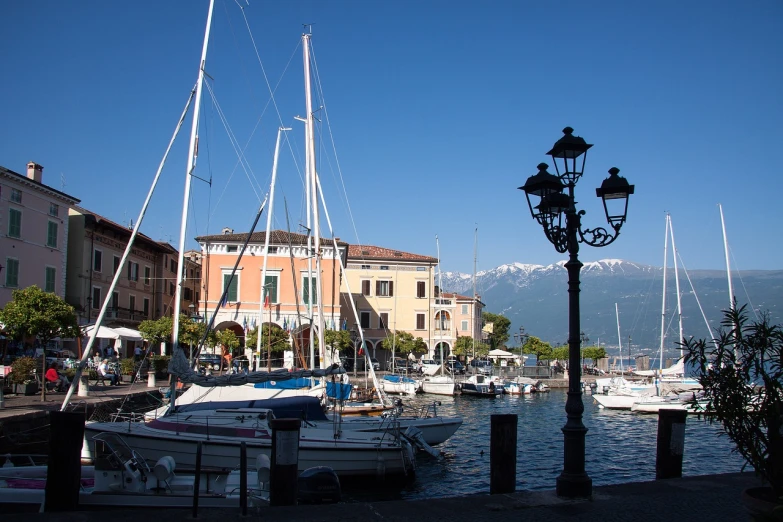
348, 245, 437, 263
195, 230, 348, 247
74, 205, 167, 252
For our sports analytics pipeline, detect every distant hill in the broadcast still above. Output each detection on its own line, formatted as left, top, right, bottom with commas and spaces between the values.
440, 259, 783, 360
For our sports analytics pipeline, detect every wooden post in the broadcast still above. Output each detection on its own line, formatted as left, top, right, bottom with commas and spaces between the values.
44, 411, 84, 511
269, 418, 301, 506
656, 409, 686, 479
490, 414, 517, 494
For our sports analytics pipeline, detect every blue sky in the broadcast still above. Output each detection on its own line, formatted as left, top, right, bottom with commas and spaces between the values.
2, 1, 781, 275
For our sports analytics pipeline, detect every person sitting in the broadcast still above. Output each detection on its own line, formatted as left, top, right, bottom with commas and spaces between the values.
98, 359, 120, 386
45, 362, 69, 391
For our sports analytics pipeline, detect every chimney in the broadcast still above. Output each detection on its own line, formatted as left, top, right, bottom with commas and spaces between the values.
27, 162, 43, 183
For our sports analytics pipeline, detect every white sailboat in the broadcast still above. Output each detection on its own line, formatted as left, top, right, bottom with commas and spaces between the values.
421, 236, 456, 396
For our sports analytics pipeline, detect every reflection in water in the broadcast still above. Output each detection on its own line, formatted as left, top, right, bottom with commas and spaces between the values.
343, 389, 745, 501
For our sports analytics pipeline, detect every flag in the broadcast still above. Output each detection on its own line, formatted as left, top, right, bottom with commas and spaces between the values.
358, 344, 364, 356
342, 318, 347, 330
251, 317, 256, 329
264, 295, 270, 308
283, 317, 288, 332
220, 293, 228, 307
242, 316, 248, 333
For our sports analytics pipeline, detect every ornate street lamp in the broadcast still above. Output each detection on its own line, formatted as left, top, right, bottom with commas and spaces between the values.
519, 126, 634, 498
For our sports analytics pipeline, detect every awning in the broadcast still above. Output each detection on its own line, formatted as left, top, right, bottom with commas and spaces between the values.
82, 325, 120, 340
488, 349, 514, 357
112, 327, 143, 341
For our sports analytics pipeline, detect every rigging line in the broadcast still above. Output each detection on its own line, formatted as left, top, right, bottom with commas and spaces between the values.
674, 250, 719, 347
235, 1, 293, 131
202, 80, 263, 204
728, 245, 760, 321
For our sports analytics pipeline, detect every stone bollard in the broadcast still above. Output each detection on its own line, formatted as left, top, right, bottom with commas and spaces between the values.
490, 414, 518, 494
269, 418, 301, 506
78, 374, 89, 397
148, 372, 157, 388
656, 408, 687, 479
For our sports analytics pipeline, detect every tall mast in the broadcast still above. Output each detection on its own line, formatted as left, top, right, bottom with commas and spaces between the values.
301, 32, 316, 370
173, 0, 215, 355
257, 127, 289, 369
719, 204, 734, 310
472, 227, 478, 359
615, 303, 623, 375
669, 215, 684, 359
436, 235, 444, 375
658, 214, 670, 371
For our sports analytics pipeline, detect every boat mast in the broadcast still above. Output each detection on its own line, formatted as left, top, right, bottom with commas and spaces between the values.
472, 227, 477, 360
257, 127, 289, 370
436, 235, 444, 375
669, 215, 684, 359
719, 204, 735, 310
173, 0, 215, 355
658, 214, 670, 371
301, 32, 317, 370
615, 303, 623, 375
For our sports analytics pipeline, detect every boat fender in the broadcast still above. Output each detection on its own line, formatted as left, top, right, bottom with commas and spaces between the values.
256, 453, 271, 490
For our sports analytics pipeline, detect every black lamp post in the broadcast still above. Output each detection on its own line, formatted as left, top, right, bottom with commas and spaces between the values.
519, 126, 634, 498
349, 324, 358, 378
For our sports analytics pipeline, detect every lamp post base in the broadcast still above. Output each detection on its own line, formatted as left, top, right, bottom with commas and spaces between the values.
556, 471, 592, 498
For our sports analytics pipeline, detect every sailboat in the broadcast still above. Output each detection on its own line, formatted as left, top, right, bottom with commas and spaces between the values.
420, 236, 456, 396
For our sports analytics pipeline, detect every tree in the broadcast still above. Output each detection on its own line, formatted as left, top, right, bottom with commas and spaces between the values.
482, 312, 511, 347
0, 285, 79, 400
139, 315, 173, 353
452, 336, 476, 357
522, 336, 554, 365
178, 314, 206, 357
553, 345, 570, 362
215, 329, 240, 370
381, 331, 426, 356
323, 329, 351, 362
247, 324, 290, 358
581, 346, 607, 366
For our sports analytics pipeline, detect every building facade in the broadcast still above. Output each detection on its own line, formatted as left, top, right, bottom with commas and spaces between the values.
196, 229, 347, 362
1, 162, 80, 308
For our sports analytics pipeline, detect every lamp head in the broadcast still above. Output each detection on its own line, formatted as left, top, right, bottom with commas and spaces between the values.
595, 167, 634, 230
519, 163, 565, 225
547, 127, 593, 185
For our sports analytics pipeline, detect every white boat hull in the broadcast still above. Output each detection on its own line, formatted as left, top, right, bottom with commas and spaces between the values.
84, 421, 414, 480
420, 377, 456, 396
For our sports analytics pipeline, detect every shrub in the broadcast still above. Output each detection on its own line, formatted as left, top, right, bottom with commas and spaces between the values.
10, 356, 37, 384
119, 357, 137, 375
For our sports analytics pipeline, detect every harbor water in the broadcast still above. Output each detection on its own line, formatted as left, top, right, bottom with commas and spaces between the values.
343, 389, 746, 502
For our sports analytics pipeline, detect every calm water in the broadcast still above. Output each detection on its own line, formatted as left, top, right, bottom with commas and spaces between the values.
343, 389, 745, 501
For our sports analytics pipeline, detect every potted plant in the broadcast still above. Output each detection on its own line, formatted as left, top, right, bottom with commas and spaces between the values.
119, 357, 137, 383
150, 355, 171, 378
10, 356, 39, 395
684, 305, 782, 521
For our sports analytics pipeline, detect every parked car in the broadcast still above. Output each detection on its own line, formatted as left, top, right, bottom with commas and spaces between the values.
342, 357, 380, 372
198, 354, 222, 371
388, 358, 414, 373
470, 359, 493, 375
446, 360, 466, 375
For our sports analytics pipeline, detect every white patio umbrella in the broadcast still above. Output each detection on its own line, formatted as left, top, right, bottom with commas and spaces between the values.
112, 327, 143, 341
82, 324, 120, 340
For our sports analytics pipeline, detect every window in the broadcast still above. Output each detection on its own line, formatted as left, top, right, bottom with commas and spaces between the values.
360, 264, 370, 270
49, 203, 59, 217
223, 273, 238, 302
380, 266, 389, 271
461, 320, 469, 332
379, 312, 389, 330
360, 311, 370, 329
92, 287, 101, 309
416, 313, 426, 330
10, 188, 21, 203
361, 280, 371, 296
112, 292, 119, 309
461, 304, 468, 315
263, 274, 278, 304
113, 255, 120, 275
183, 287, 192, 300
8, 208, 21, 238
93, 249, 103, 272
129, 295, 136, 312
127, 262, 139, 281
417, 281, 426, 298
45, 267, 56, 292
227, 245, 238, 253
267, 246, 278, 254
5, 258, 19, 287
376, 280, 393, 297
46, 221, 58, 248
302, 276, 317, 305
170, 259, 176, 273
144, 266, 151, 285
143, 298, 150, 317
169, 282, 175, 296
196, 291, 200, 303
436, 311, 451, 330
416, 266, 426, 271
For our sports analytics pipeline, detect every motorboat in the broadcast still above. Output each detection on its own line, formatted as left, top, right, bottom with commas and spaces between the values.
420, 375, 456, 396
504, 377, 546, 395
1, 432, 270, 512
382, 374, 421, 395
459, 375, 503, 397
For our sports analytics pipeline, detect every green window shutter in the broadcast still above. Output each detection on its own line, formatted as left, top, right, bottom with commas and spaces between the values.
6, 259, 19, 287
224, 274, 238, 302
45, 267, 56, 292
303, 276, 317, 305
8, 209, 21, 238
264, 275, 278, 303
47, 222, 58, 247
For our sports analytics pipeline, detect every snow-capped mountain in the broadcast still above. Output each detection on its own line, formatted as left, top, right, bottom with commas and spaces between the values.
439, 259, 782, 353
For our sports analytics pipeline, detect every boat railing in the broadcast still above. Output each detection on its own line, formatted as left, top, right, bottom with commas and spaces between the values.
0, 453, 48, 468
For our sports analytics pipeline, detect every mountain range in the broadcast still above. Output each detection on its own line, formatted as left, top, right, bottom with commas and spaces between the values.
439, 259, 783, 359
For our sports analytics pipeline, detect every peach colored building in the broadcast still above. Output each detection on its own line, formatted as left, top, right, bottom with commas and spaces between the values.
196, 229, 347, 362
1, 162, 79, 308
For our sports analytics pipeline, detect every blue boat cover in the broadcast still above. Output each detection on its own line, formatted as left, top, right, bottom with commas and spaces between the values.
326, 381, 353, 400
384, 374, 414, 384
173, 396, 329, 421
253, 377, 313, 389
